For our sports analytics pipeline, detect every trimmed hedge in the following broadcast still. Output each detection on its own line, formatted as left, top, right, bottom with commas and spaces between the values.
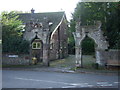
2, 36, 30, 54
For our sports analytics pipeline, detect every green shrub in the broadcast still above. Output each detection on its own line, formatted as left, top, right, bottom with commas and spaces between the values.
2, 36, 30, 54
82, 36, 95, 55
92, 63, 99, 69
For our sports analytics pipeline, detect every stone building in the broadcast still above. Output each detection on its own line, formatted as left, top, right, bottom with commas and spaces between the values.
18, 9, 68, 66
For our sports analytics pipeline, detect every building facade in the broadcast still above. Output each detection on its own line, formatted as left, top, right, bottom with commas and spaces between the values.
18, 9, 68, 66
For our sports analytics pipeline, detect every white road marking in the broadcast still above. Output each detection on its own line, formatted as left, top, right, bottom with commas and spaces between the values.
87, 85, 94, 87
15, 77, 94, 87
70, 83, 88, 86
100, 84, 113, 86
15, 77, 70, 85
62, 86, 76, 88
69, 83, 94, 87
70, 83, 83, 86
97, 82, 109, 84
97, 82, 113, 87
114, 82, 119, 84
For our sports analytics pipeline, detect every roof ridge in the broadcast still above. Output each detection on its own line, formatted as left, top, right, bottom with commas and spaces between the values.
18, 11, 66, 33
18, 11, 65, 15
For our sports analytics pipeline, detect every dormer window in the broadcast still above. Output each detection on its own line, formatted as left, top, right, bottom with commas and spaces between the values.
49, 22, 53, 26
34, 23, 38, 28
44, 16, 47, 20
39, 23, 43, 28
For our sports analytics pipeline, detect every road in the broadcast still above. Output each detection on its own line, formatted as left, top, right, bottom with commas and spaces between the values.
2, 70, 119, 88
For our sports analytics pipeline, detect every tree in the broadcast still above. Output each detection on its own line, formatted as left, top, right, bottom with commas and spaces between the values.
82, 36, 95, 55
69, 2, 120, 52
68, 20, 75, 54
1, 11, 23, 39
1, 11, 30, 54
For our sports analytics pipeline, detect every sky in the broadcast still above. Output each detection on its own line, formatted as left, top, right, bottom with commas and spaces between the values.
0, 0, 80, 20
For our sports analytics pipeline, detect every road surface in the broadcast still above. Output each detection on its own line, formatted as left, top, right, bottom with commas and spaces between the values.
2, 70, 119, 88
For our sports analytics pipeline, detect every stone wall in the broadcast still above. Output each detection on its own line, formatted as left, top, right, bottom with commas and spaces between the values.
106, 50, 120, 65
96, 50, 120, 66
2, 54, 30, 65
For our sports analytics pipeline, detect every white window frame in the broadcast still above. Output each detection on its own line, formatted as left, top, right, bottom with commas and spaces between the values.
32, 42, 41, 49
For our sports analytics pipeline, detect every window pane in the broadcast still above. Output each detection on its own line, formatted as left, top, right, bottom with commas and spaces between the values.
37, 43, 41, 49
33, 43, 36, 48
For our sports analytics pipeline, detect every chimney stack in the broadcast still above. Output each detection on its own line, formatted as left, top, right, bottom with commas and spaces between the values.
31, 8, 35, 14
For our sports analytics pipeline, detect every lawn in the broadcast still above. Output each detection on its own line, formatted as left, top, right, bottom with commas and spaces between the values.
50, 55, 119, 74
50, 55, 96, 69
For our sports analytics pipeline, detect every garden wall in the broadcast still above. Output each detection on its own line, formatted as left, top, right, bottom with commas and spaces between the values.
106, 50, 120, 65
2, 54, 30, 65
96, 49, 120, 66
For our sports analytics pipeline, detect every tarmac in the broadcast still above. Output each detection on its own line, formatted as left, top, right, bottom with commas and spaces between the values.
2, 66, 119, 76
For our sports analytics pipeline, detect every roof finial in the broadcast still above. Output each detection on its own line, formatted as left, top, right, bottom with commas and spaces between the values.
31, 8, 35, 14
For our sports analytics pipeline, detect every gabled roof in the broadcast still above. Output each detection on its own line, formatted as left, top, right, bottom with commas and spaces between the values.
18, 11, 65, 32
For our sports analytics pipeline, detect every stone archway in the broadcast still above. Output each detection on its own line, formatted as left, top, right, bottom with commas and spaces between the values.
73, 21, 109, 67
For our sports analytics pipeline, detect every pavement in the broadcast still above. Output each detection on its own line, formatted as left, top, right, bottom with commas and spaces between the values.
2, 66, 119, 76
2, 55, 120, 76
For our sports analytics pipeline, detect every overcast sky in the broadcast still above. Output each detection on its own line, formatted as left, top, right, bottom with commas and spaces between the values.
0, 0, 80, 20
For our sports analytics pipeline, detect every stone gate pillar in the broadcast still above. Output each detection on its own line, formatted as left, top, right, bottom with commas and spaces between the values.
95, 50, 107, 66
73, 21, 85, 67
43, 43, 49, 66
75, 45, 82, 67
42, 32, 50, 67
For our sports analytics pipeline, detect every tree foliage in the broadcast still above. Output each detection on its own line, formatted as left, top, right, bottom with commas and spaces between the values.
1, 11, 23, 39
1, 11, 30, 54
68, 2, 120, 54
82, 36, 95, 55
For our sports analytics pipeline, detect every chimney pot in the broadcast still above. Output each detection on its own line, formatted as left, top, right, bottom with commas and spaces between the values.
31, 8, 35, 14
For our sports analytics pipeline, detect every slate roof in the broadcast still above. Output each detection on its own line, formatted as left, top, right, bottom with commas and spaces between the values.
18, 11, 65, 32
